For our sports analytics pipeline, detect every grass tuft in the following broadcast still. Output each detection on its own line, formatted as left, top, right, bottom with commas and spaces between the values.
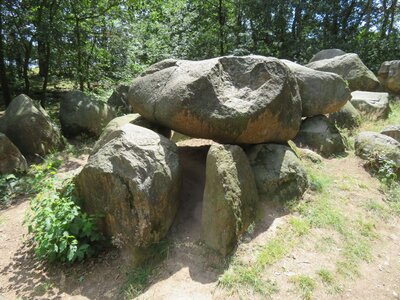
291, 275, 316, 300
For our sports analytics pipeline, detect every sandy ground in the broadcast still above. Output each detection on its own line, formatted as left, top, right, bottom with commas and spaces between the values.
1, 144, 399, 300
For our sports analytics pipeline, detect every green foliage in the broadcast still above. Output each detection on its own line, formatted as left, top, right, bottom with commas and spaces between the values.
0, 155, 62, 205
26, 180, 104, 263
317, 269, 334, 285
219, 263, 278, 297
1, 0, 399, 105
290, 275, 316, 300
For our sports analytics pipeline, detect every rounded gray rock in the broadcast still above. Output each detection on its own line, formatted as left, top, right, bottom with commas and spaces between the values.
378, 60, 400, 94
328, 101, 361, 129
381, 125, 400, 143
306, 53, 380, 91
2, 94, 63, 156
75, 124, 182, 248
309, 49, 346, 63
60, 91, 116, 138
128, 56, 302, 144
355, 132, 400, 173
247, 143, 309, 202
282, 59, 350, 117
293, 115, 346, 157
0, 133, 28, 174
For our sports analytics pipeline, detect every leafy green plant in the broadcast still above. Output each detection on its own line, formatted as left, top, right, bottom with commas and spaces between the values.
26, 181, 104, 263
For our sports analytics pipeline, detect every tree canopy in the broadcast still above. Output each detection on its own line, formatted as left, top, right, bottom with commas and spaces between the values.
0, 0, 399, 107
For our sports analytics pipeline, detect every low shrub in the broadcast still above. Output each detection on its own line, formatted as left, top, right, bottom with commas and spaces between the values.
26, 180, 104, 263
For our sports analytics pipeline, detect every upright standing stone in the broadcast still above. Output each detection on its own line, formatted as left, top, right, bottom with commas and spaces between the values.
202, 144, 258, 256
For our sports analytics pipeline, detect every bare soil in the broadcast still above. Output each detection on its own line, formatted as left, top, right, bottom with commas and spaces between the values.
1, 144, 399, 300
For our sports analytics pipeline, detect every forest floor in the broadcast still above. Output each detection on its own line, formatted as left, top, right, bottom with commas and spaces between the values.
1, 96, 400, 300
0, 138, 400, 300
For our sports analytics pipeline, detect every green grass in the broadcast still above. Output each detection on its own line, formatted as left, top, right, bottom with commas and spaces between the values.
317, 268, 334, 285
357, 218, 377, 239
289, 217, 311, 236
358, 101, 400, 133
363, 199, 389, 218
291, 275, 316, 300
124, 240, 172, 299
219, 264, 278, 297
314, 236, 337, 253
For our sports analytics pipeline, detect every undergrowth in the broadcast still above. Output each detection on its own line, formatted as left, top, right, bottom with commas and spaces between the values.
124, 240, 172, 299
219, 159, 387, 298
26, 179, 104, 263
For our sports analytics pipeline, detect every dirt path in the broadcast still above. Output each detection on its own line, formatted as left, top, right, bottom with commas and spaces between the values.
1, 150, 399, 300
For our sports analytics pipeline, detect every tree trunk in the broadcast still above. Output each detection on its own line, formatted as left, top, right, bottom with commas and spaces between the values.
22, 41, 32, 95
74, 16, 85, 91
388, 0, 398, 35
218, 0, 224, 56
381, 0, 389, 38
0, 8, 11, 107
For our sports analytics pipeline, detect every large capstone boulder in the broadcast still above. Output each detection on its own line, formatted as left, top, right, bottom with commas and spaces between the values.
282, 60, 350, 117
350, 91, 390, 120
306, 53, 380, 91
74, 124, 181, 248
293, 115, 346, 157
60, 91, 116, 138
107, 84, 132, 114
98, 114, 171, 146
355, 132, 400, 174
247, 144, 308, 202
0, 133, 28, 174
128, 56, 302, 144
381, 125, 400, 143
378, 60, 400, 94
202, 144, 258, 256
328, 101, 361, 129
309, 49, 346, 63
2, 94, 63, 156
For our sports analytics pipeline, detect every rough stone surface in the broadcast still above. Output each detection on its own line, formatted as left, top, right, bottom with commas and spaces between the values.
355, 132, 400, 172
2, 94, 63, 156
98, 114, 171, 148
298, 148, 323, 164
381, 125, 400, 143
350, 91, 390, 120
202, 144, 258, 256
306, 53, 380, 91
75, 124, 181, 248
60, 91, 116, 138
128, 56, 302, 144
309, 49, 346, 63
247, 144, 309, 202
107, 84, 132, 114
282, 59, 350, 117
328, 101, 361, 129
378, 60, 400, 94
0, 133, 28, 174
293, 115, 346, 157
0, 116, 5, 133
